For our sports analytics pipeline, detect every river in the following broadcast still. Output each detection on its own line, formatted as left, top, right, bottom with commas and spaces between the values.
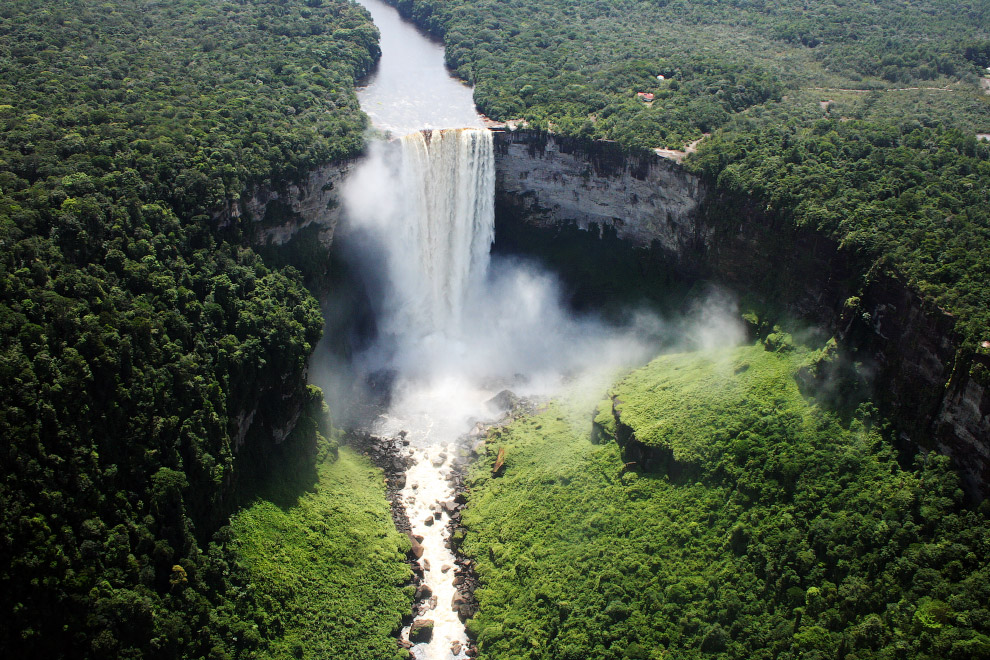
355, 0, 482, 136
335, 3, 661, 658
350, 2, 488, 658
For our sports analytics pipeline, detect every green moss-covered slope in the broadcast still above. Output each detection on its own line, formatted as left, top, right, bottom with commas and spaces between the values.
461, 344, 990, 660
229, 447, 412, 660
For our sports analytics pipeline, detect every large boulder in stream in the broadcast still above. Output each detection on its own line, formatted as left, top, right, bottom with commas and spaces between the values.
409, 619, 434, 643
407, 534, 424, 559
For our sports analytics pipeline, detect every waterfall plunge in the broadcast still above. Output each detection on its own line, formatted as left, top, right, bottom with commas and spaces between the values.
339, 126, 675, 660
362, 128, 494, 342
342, 128, 497, 660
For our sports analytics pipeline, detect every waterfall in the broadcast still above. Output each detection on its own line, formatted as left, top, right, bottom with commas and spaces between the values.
340, 128, 496, 660
380, 128, 495, 338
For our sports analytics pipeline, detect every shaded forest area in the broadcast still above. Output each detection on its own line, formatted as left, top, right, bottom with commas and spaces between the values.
0, 1, 407, 658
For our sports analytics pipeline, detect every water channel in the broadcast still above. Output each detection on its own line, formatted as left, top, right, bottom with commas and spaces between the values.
328, 3, 662, 658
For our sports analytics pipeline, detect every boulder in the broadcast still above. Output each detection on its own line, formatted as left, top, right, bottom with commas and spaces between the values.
409, 619, 434, 643
451, 591, 477, 622
486, 389, 519, 412
407, 534, 424, 559
415, 584, 433, 601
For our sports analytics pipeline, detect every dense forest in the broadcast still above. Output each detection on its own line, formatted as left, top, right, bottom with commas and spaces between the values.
0, 1, 410, 658
388, 0, 990, 347
3, 0, 990, 658
462, 339, 990, 659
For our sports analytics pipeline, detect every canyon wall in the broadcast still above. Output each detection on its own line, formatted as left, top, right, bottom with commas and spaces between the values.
494, 128, 990, 499
494, 130, 708, 256
208, 161, 353, 503
215, 161, 354, 248
214, 129, 988, 497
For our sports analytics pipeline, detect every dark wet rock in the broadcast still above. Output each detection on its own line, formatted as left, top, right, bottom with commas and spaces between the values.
408, 534, 424, 559
414, 534, 424, 543
424, 517, 434, 527
451, 640, 462, 655
452, 591, 477, 622
442, 500, 459, 514
415, 584, 433, 601
409, 619, 434, 643
366, 368, 397, 405
486, 389, 519, 413
441, 563, 452, 573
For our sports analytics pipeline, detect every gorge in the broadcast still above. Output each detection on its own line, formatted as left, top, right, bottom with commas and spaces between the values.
254, 126, 990, 501
3, 0, 989, 658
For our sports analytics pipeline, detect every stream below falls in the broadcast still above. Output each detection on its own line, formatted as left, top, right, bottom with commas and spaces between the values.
321, 2, 663, 658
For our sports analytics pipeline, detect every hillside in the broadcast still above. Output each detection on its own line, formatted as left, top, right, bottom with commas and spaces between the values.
461, 342, 990, 659
0, 1, 412, 657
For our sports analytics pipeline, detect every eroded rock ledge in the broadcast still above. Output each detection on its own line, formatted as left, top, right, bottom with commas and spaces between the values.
215, 160, 354, 248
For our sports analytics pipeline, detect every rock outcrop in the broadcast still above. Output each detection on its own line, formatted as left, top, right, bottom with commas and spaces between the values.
215, 161, 353, 248
494, 129, 708, 259
409, 619, 434, 643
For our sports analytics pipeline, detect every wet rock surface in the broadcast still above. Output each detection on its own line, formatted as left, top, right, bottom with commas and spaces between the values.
409, 619, 434, 643
348, 431, 416, 534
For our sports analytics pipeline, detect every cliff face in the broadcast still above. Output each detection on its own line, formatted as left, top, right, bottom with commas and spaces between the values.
216, 161, 353, 248
494, 130, 708, 259
207, 162, 353, 504
494, 129, 990, 499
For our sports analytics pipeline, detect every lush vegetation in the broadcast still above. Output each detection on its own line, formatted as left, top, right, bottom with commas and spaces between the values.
691, 102, 990, 343
389, 0, 990, 345
461, 342, 990, 659
229, 446, 412, 660
0, 0, 409, 657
